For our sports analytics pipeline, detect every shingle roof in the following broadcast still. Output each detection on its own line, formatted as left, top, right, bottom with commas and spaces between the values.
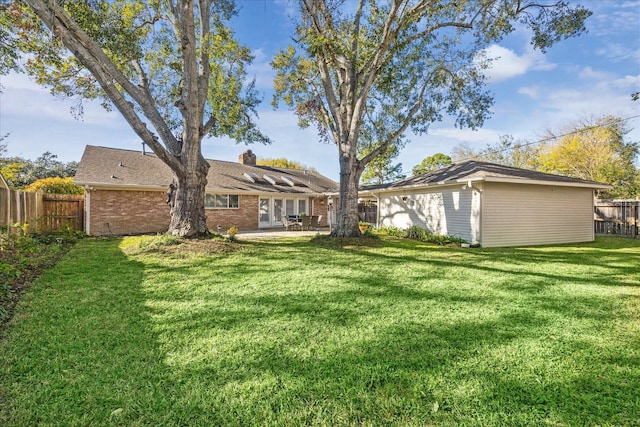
361, 160, 611, 192
74, 145, 338, 195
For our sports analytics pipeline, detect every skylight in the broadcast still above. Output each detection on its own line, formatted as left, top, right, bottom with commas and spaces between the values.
281, 175, 305, 187
243, 172, 264, 183
263, 174, 288, 185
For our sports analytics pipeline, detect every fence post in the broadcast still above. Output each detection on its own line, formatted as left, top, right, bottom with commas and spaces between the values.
633, 202, 640, 239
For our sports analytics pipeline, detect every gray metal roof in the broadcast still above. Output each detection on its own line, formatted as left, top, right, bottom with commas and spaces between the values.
361, 160, 611, 192
74, 145, 338, 195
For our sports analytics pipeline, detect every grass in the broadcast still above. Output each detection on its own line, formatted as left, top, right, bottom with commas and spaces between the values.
0, 235, 638, 426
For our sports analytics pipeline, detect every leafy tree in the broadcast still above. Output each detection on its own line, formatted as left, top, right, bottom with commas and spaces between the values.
412, 153, 452, 176
360, 144, 405, 185
256, 157, 317, 172
451, 135, 538, 168
272, 0, 590, 236
6, 0, 268, 237
535, 116, 639, 198
359, 116, 406, 185
25, 176, 84, 194
0, 151, 78, 188
0, 3, 20, 76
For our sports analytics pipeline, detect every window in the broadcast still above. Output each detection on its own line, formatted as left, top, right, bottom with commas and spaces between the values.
298, 199, 307, 215
285, 199, 295, 216
205, 194, 239, 209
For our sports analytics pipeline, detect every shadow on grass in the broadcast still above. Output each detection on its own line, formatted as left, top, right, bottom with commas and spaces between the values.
139, 237, 638, 425
2, 236, 637, 425
0, 238, 177, 425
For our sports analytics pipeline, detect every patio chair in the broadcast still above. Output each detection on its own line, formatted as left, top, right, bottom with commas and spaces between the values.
309, 215, 320, 230
282, 215, 301, 231
301, 215, 311, 230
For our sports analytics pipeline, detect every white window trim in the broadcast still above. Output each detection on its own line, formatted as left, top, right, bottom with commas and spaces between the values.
205, 194, 240, 209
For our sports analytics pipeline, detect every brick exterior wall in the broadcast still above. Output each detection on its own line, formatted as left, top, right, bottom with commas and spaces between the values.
88, 189, 170, 236
87, 190, 329, 236
205, 195, 259, 232
310, 196, 329, 226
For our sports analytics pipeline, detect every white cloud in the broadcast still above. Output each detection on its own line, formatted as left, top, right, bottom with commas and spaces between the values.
578, 66, 612, 80
428, 127, 502, 144
589, 1, 640, 37
517, 86, 540, 99
1, 72, 123, 128
247, 48, 276, 90
480, 44, 556, 83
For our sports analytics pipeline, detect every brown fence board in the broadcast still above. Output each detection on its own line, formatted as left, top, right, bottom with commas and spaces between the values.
594, 200, 639, 238
41, 194, 84, 232
1, 189, 84, 234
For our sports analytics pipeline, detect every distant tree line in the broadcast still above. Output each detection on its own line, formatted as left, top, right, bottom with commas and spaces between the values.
0, 143, 80, 193
408, 115, 639, 199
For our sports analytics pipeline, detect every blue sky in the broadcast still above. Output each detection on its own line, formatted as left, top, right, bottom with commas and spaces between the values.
0, 0, 639, 181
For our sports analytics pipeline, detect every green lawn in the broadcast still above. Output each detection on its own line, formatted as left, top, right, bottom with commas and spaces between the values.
1, 235, 638, 426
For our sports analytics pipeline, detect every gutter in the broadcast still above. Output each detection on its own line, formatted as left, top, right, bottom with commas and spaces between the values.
360, 175, 612, 194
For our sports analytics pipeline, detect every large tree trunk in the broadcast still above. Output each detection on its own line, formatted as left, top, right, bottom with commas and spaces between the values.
331, 151, 364, 237
167, 154, 210, 237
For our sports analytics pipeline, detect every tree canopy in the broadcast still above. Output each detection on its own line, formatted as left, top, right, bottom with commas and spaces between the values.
535, 116, 639, 198
0, 150, 78, 189
5, 0, 269, 236
272, 0, 591, 236
412, 153, 452, 176
450, 115, 640, 199
256, 157, 317, 172
451, 135, 537, 169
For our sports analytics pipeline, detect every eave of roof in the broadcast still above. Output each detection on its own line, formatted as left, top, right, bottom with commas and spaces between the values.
360, 160, 613, 194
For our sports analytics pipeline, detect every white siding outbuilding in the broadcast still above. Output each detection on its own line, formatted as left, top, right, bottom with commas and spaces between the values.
363, 161, 611, 248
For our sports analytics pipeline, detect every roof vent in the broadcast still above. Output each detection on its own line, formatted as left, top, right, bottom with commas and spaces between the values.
111, 175, 117, 179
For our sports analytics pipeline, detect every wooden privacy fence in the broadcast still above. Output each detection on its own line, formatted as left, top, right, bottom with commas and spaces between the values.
1, 189, 84, 234
594, 200, 639, 238
41, 194, 84, 232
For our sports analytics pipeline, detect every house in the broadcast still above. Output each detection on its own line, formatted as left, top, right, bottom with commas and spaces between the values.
360, 160, 612, 247
74, 145, 338, 236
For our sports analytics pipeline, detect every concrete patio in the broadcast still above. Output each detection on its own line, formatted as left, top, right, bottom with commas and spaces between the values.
234, 227, 331, 240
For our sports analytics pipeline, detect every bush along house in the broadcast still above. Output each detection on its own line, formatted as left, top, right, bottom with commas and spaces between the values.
74, 145, 338, 236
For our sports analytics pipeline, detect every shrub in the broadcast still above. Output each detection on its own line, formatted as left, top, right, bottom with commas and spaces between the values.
378, 225, 466, 246
405, 225, 428, 240
377, 226, 404, 237
25, 177, 84, 195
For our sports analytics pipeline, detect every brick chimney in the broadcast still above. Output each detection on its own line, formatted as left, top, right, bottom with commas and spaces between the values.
238, 149, 256, 165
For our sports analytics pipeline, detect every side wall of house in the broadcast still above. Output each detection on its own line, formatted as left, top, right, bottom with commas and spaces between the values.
88, 189, 169, 236
378, 186, 481, 244
481, 182, 594, 247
